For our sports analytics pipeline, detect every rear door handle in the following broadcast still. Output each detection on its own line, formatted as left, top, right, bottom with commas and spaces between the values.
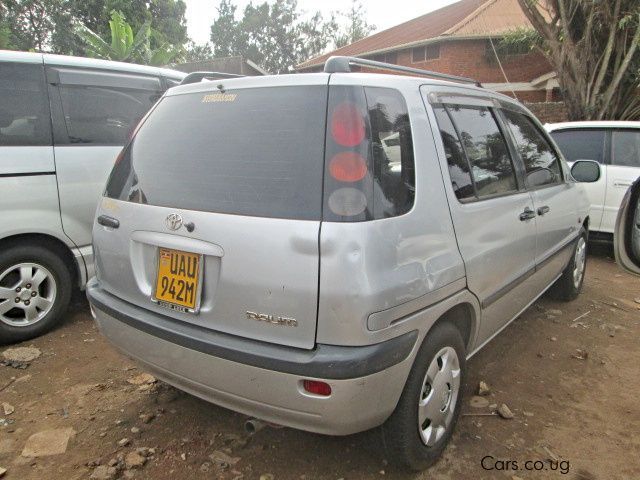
97, 215, 120, 229
519, 207, 536, 221
537, 205, 550, 216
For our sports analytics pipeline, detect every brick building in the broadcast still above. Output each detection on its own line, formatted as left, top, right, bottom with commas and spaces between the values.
296, 0, 560, 105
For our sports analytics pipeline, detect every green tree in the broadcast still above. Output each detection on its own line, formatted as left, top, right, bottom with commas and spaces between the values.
332, 0, 375, 48
75, 10, 181, 66
1, 0, 188, 55
515, 0, 640, 120
210, 0, 338, 73
183, 40, 214, 62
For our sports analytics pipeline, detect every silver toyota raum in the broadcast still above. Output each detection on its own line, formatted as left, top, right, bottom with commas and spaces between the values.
88, 57, 596, 470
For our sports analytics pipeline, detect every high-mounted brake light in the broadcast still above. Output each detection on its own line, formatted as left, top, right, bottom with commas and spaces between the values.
329, 151, 368, 182
303, 380, 332, 396
331, 102, 365, 147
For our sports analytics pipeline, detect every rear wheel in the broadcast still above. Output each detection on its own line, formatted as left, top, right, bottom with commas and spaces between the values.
0, 245, 71, 344
547, 228, 587, 301
383, 323, 466, 471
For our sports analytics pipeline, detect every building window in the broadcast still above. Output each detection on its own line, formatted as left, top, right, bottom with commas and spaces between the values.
369, 52, 398, 64
412, 44, 440, 63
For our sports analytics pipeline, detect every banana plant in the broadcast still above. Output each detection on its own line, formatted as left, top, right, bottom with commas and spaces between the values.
75, 10, 180, 66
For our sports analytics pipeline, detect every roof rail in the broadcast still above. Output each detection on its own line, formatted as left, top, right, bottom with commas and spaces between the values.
323, 56, 481, 87
180, 71, 244, 85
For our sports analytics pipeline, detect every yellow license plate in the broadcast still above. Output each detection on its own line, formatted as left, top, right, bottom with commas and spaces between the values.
154, 248, 201, 312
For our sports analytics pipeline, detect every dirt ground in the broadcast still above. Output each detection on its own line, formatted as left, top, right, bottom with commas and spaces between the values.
1, 247, 639, 480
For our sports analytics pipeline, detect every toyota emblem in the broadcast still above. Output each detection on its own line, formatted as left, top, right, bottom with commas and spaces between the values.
165, 213, 183, 231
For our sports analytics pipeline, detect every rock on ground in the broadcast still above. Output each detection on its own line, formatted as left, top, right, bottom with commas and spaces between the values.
21, 428, 76, 457
125, 451, 147, 469
2, 347, 41, 363
497, 403, 515, 419
90, 465, 118, 480
127, 373, 156, 386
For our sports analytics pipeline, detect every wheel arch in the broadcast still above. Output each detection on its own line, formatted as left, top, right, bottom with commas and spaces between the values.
427, 302, 477, 353
0, 233, 80, 289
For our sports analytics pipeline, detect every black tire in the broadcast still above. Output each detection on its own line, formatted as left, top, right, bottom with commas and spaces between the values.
383, 322, 466, 471
0, 244, 72, 344
547, 228, 588, 302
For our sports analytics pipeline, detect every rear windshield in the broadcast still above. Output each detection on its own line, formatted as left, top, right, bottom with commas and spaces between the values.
105, 86, 327, 220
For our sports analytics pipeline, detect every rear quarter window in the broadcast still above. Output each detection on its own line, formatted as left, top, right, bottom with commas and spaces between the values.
0, 63, 51, 146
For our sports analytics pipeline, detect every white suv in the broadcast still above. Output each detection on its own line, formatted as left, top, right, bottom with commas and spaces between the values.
547, 121, 640, 238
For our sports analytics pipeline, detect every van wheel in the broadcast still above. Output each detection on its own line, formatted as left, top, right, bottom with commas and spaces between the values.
547, 229, 587, 302
383, 323, 466, 471
0, 245, 71, 344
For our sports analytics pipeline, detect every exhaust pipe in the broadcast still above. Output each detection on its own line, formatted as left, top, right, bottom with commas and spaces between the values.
244, 418, 267, 435
244, 418, 282, 434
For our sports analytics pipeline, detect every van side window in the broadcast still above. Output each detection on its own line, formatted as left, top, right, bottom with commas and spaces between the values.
612, 130, 640, 167
56, 85, 160, 146
364, 87, 415, 218
445, 105, 518, 198
432, 106, 475, 201
0, 63, 51, 146
502, 110, 562, 188
550, 129, 606, 164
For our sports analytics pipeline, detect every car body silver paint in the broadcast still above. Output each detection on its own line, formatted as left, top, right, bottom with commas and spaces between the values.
0, 50, 184, 291
89, 72, 591, 434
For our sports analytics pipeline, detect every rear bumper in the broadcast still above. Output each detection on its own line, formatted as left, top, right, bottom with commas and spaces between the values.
87, 279, 417, 435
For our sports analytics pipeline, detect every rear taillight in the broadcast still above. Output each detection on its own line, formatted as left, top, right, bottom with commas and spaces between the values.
324, 86, 371, 220
331, 102, 366, 147
329, 151, 368, 182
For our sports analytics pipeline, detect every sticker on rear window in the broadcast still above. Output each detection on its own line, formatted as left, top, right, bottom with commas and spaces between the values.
201, 93, 238, 103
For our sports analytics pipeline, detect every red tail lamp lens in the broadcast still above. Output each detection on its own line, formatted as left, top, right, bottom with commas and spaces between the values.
329, 151, 368, 182
303, 380, 332, 396
331, 102, 365, 147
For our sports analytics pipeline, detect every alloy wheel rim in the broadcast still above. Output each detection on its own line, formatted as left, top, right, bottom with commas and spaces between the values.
0, 263, 57, 327
417, 346, 461, 447
573, 237, 586, 288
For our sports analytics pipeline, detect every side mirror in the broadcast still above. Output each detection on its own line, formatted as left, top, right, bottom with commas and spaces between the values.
614, 178, 640, 276
571, 160, 601, 183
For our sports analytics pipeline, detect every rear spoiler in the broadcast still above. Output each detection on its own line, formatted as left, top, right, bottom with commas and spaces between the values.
180, 71, 245, 85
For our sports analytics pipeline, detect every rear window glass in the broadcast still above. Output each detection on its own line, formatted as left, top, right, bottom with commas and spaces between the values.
0, 63, 51, 146
550, 129, 606, 164
105, 86, 327, 220
445, 105, 518, 199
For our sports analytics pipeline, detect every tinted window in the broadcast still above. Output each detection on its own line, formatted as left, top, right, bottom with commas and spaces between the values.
446, 106, 518, 198
57, 85, 160, 145
433, 106, 474, 200
612, 130, 640, 167
106, 86, 327, 220
550, 129, 606, 164
503, 110, 561, 187
366, 87, 414, 218
0, 63, 51, 146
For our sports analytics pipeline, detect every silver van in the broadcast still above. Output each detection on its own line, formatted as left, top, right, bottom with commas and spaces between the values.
87, 57, 594, 470
0, 50, 184, 343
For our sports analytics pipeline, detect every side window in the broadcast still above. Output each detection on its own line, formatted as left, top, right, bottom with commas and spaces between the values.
56, 84, 160, 145
365, 87, 415, 218
446, 105, 518, 198
502, 110, 562, 188
0, 63, 51, 146
432, 106, 474, 201
550, 129, 606, 164
612, 130, 640, 167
